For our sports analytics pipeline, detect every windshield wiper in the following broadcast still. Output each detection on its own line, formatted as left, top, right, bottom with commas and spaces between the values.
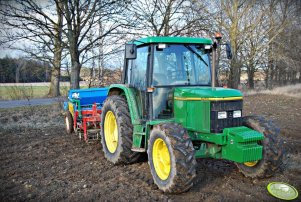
184, 45, 208, 66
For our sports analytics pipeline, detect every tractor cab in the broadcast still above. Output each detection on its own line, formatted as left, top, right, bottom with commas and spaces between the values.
123, 37, 213, 120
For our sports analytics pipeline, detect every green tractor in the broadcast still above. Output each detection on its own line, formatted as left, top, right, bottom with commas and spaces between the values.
100, 36, 284, 193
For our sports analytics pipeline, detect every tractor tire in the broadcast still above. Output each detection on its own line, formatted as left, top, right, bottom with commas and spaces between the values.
236, 116, 285, 178
147, 123, 196, 193
101, 95, 140, 164
65, 111, 74, 134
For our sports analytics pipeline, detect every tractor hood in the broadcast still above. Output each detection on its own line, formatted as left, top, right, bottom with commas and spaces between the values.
174, 87, 242, 100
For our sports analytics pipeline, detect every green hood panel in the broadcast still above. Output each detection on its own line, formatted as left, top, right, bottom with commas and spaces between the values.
174, 87, 242, 98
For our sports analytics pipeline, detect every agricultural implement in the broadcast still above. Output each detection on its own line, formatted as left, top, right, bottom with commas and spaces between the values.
64, 36, 284, 193
64, 88, 107, 142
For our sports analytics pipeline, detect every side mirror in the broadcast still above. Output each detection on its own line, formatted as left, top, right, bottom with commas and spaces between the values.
125, 44, 137, 59
226, 42, 232, 59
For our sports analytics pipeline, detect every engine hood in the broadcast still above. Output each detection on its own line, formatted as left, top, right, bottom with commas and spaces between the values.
174, 87, 243, 100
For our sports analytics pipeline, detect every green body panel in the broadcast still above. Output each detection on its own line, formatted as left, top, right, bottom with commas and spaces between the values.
174, 87, 242, 98
222, 127, 263, 163
174, 100, 211, 133
190, 132, 227, 145
134, 36, 212, 46
194, 126, 263, 163
146, 119, 174, 126
174, 87, 242, 134
132, 119, 174, 150
132, 124, 145, 150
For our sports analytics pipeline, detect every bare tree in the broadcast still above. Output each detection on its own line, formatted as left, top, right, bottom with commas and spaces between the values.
61, 0, 128, 89
206, 0, 293, 89
264, 0, 298, 88
127, 0, 209, 36
0, 0, 64, 97
49, 0, 64, 96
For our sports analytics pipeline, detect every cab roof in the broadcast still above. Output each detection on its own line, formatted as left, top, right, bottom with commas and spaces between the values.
133, 36, 212, 46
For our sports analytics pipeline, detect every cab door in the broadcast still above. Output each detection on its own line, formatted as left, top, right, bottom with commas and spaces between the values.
124, 45, 150, 119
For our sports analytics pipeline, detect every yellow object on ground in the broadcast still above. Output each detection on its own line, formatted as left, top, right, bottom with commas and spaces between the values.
267, 182, 299, 200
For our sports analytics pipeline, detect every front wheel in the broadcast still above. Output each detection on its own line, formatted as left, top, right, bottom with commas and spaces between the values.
236, 116, 285, 178
147, 123, 196, 193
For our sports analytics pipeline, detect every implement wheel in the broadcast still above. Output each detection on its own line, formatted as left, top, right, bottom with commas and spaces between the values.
147, 123, 196, 193
236, 116, 285, 178
101, 95, 140, 164
65, 111, 74, 134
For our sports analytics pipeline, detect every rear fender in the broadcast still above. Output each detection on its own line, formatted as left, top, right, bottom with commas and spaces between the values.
108, 84, 146, 149
108, 84, 141, 125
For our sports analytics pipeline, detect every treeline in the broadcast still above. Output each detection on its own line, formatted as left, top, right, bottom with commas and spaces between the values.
0, 57, 51, 83
265, 25, 301, 88
0, 57, 74, 83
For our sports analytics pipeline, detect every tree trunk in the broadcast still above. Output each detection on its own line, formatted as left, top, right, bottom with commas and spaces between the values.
247, 68, 255, 89
228, 59, 240, 89
269, 64, 274, 89
70, 56, 81, 89
69, 37, 81, 89
264, 69, 269, 89
98, 20, 104, 86
15, 65, 20, 83
227, 5, 240, 90
48, 63, 60, 97
48, 0, 63, 97
64, 0, 81, 90
48, 47, 62, 97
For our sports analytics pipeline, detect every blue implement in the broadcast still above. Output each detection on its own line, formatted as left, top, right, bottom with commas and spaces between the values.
68, 87, 108, 106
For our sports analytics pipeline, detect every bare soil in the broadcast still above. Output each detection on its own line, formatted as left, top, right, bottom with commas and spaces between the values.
0, 94, 300, 201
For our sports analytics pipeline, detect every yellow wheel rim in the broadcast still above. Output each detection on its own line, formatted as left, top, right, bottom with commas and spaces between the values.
104, 111, 118, 153
152, 138, 171, 180
244, 161, 258, 167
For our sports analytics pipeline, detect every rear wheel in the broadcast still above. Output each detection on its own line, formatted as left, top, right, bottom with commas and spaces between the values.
101, 95, 140, 164
65, 111, 74, 134
147, 123, 196, 193
236, 116, 285, 178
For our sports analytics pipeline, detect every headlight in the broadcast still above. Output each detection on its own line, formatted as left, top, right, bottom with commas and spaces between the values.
233, 110, 241, 118
218, 111, 227, 119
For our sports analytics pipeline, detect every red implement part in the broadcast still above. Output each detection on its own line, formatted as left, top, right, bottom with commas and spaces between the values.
74, 103, 102, 142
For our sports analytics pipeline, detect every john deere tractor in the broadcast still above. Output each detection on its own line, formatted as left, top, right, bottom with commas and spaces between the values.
100, 36, 284, 193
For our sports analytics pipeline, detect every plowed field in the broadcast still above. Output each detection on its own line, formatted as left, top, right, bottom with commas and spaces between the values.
0, 94, 300, 201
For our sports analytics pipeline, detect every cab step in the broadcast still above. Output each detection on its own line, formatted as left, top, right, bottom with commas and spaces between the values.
131, 147, 146, 152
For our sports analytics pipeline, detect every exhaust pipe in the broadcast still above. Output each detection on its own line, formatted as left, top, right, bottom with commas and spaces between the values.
212, 33, 222, 88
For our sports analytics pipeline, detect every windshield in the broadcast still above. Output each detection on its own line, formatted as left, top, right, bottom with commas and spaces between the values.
152, 44, 211, 86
